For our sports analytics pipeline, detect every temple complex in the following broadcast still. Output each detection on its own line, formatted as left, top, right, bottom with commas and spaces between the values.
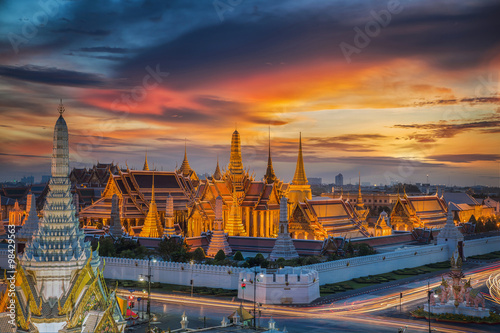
0, 102, 125, 332
390, 190, 448, 231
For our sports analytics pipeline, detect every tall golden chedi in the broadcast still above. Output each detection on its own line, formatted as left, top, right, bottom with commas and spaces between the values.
0, 101, 125, 333
287, 133, 312, 205
139, 173, 163, 238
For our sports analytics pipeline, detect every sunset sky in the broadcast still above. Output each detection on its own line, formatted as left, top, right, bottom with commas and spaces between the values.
0, 0, 499, 186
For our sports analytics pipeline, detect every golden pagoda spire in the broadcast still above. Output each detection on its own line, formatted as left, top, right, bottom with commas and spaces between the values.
228, 129, 245, 192
213, 155, 222, 180
356, 172, 364, 208
139, 172, 162, 238
151, 172, 155, 203
229, 129, 243, 175
178, 139, 192, 176
143, 151, 149, 171
292, 133, 308, 185
264, 127, 276, 184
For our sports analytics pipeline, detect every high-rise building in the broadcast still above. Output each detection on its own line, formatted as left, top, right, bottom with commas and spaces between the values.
335, 173, 343, 186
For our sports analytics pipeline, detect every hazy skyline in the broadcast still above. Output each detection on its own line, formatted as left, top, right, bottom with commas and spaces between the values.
0, 0, 499, 186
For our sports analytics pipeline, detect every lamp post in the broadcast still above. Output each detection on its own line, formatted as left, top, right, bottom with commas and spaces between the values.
190, 260, 195, 297
254, 268, 264, 330
427, 282, 431, 333
139, 256, 156, 333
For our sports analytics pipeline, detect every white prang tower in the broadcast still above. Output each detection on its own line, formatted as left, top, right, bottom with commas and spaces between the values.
207, 196, 232, 257
270, 197, 299, 261
22, 102, 97, 301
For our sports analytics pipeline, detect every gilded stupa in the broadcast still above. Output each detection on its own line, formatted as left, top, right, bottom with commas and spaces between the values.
288, 133, 312, 204
139, 173, 163, 238
0, 101, 126, 333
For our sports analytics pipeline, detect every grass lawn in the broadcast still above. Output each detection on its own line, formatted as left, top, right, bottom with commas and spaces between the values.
319, 261, 451, 296
107, 279, 237, 297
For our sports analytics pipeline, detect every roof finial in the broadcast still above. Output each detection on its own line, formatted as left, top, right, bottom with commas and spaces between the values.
292, 132, 308, 185
143, 151, 149, 171
151, 171, 155, 203
264, 126, 276, 184
57, 99, 65, 115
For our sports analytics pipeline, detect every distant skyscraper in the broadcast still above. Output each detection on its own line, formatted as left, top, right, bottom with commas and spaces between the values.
335, 173, 343, 186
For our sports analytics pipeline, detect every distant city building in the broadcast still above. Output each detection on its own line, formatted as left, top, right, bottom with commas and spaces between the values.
335, 173, 343, 186
41, 175, 51, 183
308, 177, 322, 185
20, 175, 34, 184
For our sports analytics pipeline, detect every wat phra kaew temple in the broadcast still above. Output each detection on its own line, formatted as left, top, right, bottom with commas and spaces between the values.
77, 122, 464, 243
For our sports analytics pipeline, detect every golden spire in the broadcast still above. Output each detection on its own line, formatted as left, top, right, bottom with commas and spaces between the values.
229, 129, 244, 175
151, 172, 155, 203
143, 151, 149, 171
213, 156, 222, 180
228, 129, 245, 192
356, 172, 364, 207
178, 139, 192, 176
292, 133, 308, 185
264, 127, 276, 184
139, 171, 162, 238
340, 187, 343, 199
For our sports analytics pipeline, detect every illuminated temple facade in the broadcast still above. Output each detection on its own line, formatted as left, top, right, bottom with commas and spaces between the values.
79, 129, 377, 240
0, 103, 125, 332
390, 190, 448, 231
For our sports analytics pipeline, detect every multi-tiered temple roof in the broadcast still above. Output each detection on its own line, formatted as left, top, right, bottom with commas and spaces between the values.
1, 102, 125, 333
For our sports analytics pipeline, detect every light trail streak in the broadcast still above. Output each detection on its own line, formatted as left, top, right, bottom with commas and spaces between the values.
116, 261, 500, 332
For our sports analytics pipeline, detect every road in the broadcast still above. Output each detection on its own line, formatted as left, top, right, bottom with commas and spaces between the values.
121, 261, 500, 332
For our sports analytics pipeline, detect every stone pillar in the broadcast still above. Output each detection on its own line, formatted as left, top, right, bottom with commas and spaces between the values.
259, 211, 264, 238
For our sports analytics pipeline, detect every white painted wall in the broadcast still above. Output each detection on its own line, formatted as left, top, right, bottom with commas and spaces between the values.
238, 267, 320, 305
102, 257, 244, 290
2, 236, 498, 290
463, 236, 500, 257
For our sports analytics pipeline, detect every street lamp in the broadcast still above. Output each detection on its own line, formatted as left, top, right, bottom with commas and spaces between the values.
190, 260, 195, 297
139, 256, 156, 333
253, 269, 264, 330
427, 282, 431, 333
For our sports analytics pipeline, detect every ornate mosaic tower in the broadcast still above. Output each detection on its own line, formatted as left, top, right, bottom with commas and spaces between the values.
270, 197, 299, 260
1, 102, 125, 333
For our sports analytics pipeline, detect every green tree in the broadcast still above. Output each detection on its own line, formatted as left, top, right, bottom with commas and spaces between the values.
233, 251, 244, 261
98, 237, 116, 257
214, 250, 226, 262
357, 243, 375, 256
193, 247, 206, 262
157, 237, 190, 261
